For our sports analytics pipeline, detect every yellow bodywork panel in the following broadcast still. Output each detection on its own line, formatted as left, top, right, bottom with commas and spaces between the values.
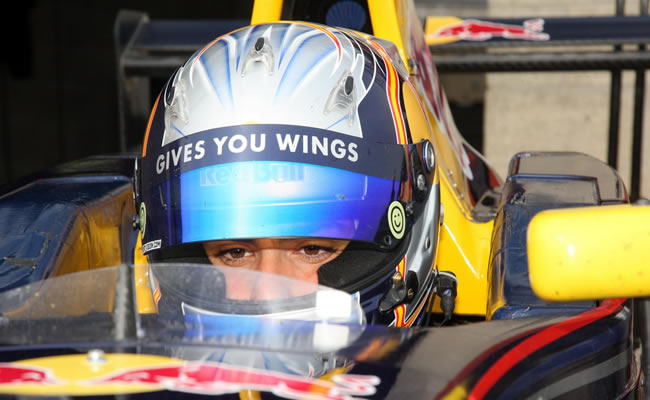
434, 174, 493, 316
367, 0, 410, 68
426, 110, 475, 219
52, 185, 134, 277
369, 0, 494, 315
528, 204, 650, 302
250, 0, 283, 24
133, 233, 157, 314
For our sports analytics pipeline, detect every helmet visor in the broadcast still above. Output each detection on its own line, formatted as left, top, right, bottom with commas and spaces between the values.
139, 124, 411, 253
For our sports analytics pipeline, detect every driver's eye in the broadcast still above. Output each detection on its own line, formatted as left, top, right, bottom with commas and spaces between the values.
303, 245, 321, 256
223, 248, 247, 259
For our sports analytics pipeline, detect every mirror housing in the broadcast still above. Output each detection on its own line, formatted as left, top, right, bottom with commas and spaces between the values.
528, 204, 650, 301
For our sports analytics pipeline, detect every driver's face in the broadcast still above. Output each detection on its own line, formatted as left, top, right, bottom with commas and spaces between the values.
203, 237, 349, 286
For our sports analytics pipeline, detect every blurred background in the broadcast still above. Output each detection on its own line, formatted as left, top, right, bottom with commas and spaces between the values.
1, 0, 648, 198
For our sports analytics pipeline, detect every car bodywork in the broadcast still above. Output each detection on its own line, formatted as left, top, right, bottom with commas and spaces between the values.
0, 0, 648, 398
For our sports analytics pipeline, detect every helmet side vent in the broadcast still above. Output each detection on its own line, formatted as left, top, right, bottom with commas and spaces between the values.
324, 72, 357, 126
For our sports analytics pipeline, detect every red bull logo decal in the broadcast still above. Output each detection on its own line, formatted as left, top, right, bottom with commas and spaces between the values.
0, 364, 60, 386
0, 355, 380, 399
426, 17, 550, 45
88, 362, 380, 399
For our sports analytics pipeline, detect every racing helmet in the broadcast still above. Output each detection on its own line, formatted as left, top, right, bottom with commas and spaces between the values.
133, 22, 441, 326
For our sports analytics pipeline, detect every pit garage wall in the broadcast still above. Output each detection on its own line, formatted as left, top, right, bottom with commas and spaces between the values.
415, 0, 650, 200
0, 0, 253, 187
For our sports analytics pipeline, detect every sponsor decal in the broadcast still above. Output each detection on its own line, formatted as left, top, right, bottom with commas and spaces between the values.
0, 364, 60, 386
142, 240, 161, 253
0, 355, 380, 399
387, 201, 406, 240
200, 162, 305, 186
154, 132, 359, 176
138, 202, 146, 236
426, 17, 550, 45
88, 362, 379, 399
143, 124, 406, 186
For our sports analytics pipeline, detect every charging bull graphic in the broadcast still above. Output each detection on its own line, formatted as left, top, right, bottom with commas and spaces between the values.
0, 356, 380, 399
426, 17, 550, 45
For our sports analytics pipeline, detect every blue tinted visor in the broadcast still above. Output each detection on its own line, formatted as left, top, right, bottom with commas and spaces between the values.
178, 161, 399, 245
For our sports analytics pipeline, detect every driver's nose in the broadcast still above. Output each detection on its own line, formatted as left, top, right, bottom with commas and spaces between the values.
250, 249, 292, 300
256, 248, 285, 275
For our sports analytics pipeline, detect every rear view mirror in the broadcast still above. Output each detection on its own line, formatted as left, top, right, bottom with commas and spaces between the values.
528, 204, 650, 301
